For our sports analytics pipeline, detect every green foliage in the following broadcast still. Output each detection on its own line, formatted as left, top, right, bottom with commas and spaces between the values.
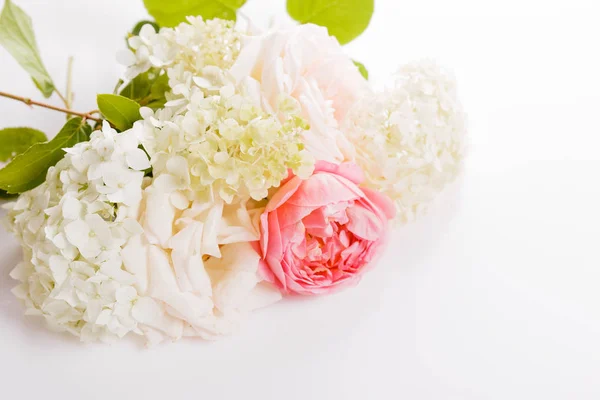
0, 0, 55, 97
287, 0, 374, 44
353, 60, 369, 80
97, 94, 141, 131
143, 0, 246, 27
0, 127, 47, 162
119, 70, 169, 110
0, 189, 16, 198
0, 118, 91, 194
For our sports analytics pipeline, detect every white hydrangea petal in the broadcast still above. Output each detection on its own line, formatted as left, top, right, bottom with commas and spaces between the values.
48, 255, 69, 285
116, 49, 137, 66
86, 214, 112, 244
126, 148, 151, 171
114, 129, 138, 152
9, 261, 32, 282
61, 196, 82, 220
64, 219, 90, 248
95, 309, 112, 326
11, 284, 28, 300
116, 286, 137, 303
152, 174, 180, 193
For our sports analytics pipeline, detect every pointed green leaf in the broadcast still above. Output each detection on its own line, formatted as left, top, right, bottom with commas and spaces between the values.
353, 60, 369, 80
143, 0, 246, 27
146, 73, 169, 109
0, 127, 47, 162
119, 70, 168, 110
287, 0, 374, 44
0, 118, 91, 194
97, 94, 141, 131
0, 0, 55, 97
119, 73, 153, 102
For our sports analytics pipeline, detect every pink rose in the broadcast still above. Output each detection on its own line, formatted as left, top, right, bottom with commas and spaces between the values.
259, 161, 396, 295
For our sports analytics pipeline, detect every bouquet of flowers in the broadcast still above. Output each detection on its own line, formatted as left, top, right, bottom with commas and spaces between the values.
0, 0, 466, 345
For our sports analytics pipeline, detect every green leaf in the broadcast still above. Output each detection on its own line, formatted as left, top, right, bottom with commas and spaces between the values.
287, 0, 374, 45
146, 74, 169, 109
0, 118, 91, 194
0, 189, 17, 198
0, 127, 47, 162
143, 0, 246, 27
119, 74, 152, 101
0, 0, 55, 97
97, 94, 141, 131
353, 60, 369, 80
119, 69, 168, 110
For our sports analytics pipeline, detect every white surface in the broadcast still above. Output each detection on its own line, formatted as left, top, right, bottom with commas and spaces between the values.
1, 0, 600, 398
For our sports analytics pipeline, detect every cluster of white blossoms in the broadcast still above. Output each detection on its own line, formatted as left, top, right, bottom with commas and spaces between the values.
3, 16, 468, 345
106, 18, 304, 344
4, 122, 150, 342
123, 18, 314, 203
119, 17, 241, 81
137, 83, 314, 203
343, 61, 467, 222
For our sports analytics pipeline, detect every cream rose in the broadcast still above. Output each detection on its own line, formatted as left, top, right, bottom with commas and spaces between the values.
121, 180, 281, 345
230, 23, 369, 163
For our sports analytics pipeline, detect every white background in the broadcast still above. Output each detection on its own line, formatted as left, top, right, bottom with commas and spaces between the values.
1, 0, 600, 398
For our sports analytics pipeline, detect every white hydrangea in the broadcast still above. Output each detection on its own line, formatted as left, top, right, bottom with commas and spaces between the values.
118, 17, 240, 83
4, 122, 151, 343
343, 61, 467, 222
121, 17, 314, 204
136, 79, 314, 204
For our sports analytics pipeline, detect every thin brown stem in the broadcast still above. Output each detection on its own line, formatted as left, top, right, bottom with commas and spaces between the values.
0, 91, 101, 122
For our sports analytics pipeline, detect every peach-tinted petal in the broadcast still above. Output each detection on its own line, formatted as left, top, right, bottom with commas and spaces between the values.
286, 173, 359, 208
264, 211, 287, 288
275, 203, 317, 228
266, 176, 303, 211
314, 161, 364, 184
361, 187, 397, 220
345, 205, 383, 241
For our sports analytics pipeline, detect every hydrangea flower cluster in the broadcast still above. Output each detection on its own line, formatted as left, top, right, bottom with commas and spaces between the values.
343, 61, 467, 222
119, 17, 241, 81
4, 122, 149, 342
122, 18, 314, 203
138, 83, 314, 203
3, 16, 467, 345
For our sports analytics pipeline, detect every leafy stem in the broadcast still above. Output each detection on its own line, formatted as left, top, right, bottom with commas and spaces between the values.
0, 91, 101, 122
